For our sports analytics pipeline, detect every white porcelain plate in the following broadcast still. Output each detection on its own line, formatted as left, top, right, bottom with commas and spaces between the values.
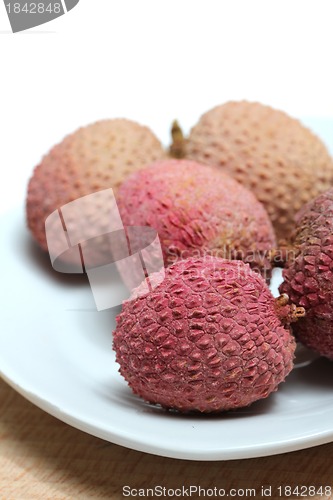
1, 205, 333, 461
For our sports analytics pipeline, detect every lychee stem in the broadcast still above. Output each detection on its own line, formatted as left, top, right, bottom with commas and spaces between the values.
169, 120, 186, 159
276, 293, 289, 307
275, 294, 305, 325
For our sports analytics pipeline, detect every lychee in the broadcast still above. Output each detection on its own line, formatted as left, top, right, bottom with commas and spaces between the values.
183, 101, 333, 240
26, 119, 166, 266
117, 159, 276, 281
279, 188, 333, 359
113, 257, 302, 413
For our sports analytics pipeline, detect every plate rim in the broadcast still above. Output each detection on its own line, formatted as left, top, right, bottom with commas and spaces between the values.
1, 368, 333, 461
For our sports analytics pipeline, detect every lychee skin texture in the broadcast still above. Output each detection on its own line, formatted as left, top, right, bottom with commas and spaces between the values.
113, 258, 296, 413
186, 101, 333, 240
117, 159, 276, 281
26, 119, 166, 265
279, 188, 333, 360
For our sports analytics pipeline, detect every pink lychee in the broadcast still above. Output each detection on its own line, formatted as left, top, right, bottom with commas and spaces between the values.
117, 159, 276, 281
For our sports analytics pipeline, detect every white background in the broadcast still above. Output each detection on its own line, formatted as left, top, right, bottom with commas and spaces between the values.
0, 0, 333, 214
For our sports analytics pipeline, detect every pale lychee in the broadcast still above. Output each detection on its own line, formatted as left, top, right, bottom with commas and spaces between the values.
184, 101, 333, 240
26, 119, 166, 266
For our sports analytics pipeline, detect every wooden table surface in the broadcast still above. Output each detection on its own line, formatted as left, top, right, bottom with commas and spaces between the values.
1, 378, 333, 500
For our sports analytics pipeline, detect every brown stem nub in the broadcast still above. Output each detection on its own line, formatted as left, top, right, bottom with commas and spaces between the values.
169, 120, 187, 159
275, 294, 305, 326
268, 240, 299, 268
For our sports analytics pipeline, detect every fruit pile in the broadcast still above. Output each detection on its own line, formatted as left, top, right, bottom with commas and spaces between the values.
26, 101, 333, 413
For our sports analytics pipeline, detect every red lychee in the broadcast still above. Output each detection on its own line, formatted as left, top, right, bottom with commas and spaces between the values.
113, 257, 301, 413
279, 188, 333, 359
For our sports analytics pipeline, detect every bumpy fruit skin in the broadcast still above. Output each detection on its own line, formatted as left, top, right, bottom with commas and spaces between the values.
186, 101, 333, 240
26, 119, 166, 265
279, 188, 333, 360
117, 159, 276, 281
113, 258, 296, 413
